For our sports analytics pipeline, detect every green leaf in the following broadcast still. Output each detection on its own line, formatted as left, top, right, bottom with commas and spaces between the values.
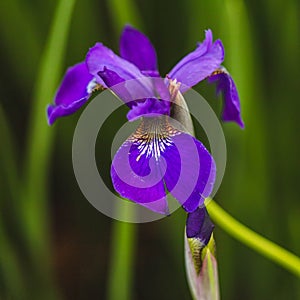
20, 0, 77, 295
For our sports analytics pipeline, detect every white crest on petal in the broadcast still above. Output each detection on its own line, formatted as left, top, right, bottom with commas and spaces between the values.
131, 116, 178, 161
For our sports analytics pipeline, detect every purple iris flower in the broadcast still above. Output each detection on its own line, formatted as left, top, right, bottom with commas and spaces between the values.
47, 25, 244, 241
48, 25, 243, 127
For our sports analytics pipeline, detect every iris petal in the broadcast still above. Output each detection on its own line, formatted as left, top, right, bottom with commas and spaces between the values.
86, 42, 146, 83
47, 62, 93, 125
111, 117, 215, 214
120, 25, 159, 75
47, 97, 89, 125
98, 68, 152, 105
98, 69, 170, 120
127, 98, 170, 121
162, 132, 216, 212
186, 206, 214, 246
208, 69, 244, 128
110, 124, 169, 214
168, 30, 224, 93
97, 68, 133, 106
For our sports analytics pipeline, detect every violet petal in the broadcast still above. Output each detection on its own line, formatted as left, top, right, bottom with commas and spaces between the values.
168, 30, 224, 93
186, 206, 215, 246
208, 69, 244, 128
120, 25, 159, 74
111, 132, 169, 215
98, 68, 133, 105
127, 98, 170, 121
47, 62, 93, 125
98, 68, 157, 107
111, 118, 215, 214
86, 42, 146, 82
162, 133, 216, 212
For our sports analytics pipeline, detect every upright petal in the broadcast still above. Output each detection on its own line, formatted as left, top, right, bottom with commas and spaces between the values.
168, 30, 224, 93
120, 25, 159, 75
87, 43, 156, 100
47, 62, 93, 125
86, 42, 146, 82
196, 29, 213, 55
208, 68, 244, 128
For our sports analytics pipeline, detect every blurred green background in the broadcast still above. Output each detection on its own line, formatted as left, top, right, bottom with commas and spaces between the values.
0, 0, 300, 299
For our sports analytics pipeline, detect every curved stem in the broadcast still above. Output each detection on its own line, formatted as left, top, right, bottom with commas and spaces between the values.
206, 199, 300, 277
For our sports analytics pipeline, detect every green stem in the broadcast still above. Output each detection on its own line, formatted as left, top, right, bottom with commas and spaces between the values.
107, 204, 136, 300
206, 199, 300, 277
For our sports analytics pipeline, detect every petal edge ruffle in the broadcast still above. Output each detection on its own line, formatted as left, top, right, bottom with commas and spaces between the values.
168, 30, 224, 93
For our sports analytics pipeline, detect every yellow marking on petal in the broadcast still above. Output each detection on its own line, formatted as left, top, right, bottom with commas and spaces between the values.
129, 116, 181, 162
211, 69, 224, 76
92, 83, 105, 93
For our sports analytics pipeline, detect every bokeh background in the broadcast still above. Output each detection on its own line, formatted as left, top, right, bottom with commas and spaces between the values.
0, 0, 300, 299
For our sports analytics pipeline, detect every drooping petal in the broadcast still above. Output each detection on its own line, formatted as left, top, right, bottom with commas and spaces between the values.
162, 132, 216, 212
111, 119, 169, 214
111, 117, 215, 214
208, 68, 244, 128
168, 30, 224, 93
47, 97, 89, 126
120, 25, 159, 76
164, 83, 216, 212
47, 62, 93, 125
